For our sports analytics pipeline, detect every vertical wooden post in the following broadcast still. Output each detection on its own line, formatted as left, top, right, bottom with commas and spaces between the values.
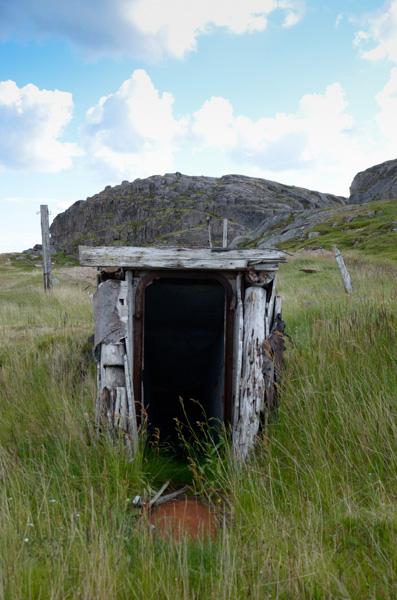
207, 216, 213, 248
40, 205, 52, 292
234, 286, 268, 458
333, 246, 353, 293
223, 219, 228, 248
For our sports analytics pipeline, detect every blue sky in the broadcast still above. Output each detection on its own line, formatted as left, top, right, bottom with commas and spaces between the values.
1, 0, 396, 252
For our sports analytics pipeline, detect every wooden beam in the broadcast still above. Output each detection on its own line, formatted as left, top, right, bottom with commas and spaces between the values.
234, 286, 267, 458
232, 273, 244, 431
333, 246, 353, 293
223, 219, 228, 248
40, 205, 52, 292
79, 246, 287, 271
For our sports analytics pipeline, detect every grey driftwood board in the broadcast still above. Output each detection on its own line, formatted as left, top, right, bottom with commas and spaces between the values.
80, 245, 286, 459
79, 246, 286, 271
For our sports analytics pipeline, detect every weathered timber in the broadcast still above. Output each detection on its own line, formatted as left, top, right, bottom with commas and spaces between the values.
79, 246, 286, 271
223, 219, 228, 248
124, 353, 138, 451
232, 273, 244, 429
273, 296, 282, 324
265, 299, 285, 415
93, 280, 127, 348
266, 276, 277, 337
101, 343, 125, 366
234, 286, 267, 457
40, 205, 52, 292
149, 481, 170, 506
88, 244, 287, 460
207, 217, 213, 248
333, 246, 353, 293
151, 486, 190, 507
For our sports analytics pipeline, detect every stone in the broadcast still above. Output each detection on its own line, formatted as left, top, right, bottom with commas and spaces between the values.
49, 172, 345, 256
48, 158, 397, 256
349, 158, 397, 204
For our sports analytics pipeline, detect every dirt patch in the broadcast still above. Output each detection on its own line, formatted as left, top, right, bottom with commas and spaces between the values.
295, 248, 334, 257
59, 266, 97, 286
150, 497, 218, 542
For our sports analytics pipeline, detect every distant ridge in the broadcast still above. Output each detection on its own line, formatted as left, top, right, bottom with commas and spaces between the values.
50, 159, 396, 255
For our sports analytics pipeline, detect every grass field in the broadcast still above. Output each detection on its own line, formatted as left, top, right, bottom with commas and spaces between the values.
0, 245, 396, 599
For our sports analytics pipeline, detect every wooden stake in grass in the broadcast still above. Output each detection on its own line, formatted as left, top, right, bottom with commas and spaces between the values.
333, 245, 353, 293
207, 216, 213, 248
40, 204, 52, 292
223, 218, 228, 248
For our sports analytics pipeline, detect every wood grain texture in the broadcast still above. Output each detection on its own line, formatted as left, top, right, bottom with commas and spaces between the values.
234, 286, 267, 458
79, 246, 286, 271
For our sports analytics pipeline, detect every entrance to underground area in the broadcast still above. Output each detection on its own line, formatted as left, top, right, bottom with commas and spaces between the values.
137, 274, 234, 445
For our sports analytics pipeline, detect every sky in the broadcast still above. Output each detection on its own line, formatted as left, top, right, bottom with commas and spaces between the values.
1, 0, 397, 252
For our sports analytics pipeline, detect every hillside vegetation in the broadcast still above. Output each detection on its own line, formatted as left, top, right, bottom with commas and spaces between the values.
0, 243, 396, 599
280, 199, 397, 260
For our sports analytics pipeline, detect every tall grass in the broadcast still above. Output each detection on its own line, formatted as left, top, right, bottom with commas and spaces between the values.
0, 252, 396, 599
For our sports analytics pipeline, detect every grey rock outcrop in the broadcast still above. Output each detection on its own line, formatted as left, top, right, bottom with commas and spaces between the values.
349, 159, 397, 204
231, 204, 385, 249
49, 158, 397, 255
232, 158, 397, 248
50, 172, 345, 255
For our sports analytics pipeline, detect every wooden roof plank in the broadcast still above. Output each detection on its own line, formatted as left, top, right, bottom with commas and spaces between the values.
79, 246, 286, 270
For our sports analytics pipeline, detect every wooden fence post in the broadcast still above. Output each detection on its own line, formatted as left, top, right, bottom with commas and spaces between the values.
223, 219, 228, 248
333, 246, 353, 293
40, 205, 52, 292
207, 216, 213, 248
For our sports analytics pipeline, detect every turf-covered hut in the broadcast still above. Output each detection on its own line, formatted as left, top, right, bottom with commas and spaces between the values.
79, 246, 287, 458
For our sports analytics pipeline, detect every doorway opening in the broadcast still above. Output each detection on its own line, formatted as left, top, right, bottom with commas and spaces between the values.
142, 277, 228, 445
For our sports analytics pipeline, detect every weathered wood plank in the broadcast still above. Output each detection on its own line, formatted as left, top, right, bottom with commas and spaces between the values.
124, 353, 139, 452
40, 205, 52, 292
101, 343, 125, 366
232, 274, 244, 430
234, 286, 267, 458
124, 270, 139, 452
266, 275, 277, 333
333, 246, 353, 293
273, 296, 282, 321
223, 219, 228, 248
79, 246, 286, 271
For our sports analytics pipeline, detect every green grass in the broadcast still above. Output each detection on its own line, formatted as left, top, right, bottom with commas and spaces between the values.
281, 199, 397, 260
0, 248, 396, 598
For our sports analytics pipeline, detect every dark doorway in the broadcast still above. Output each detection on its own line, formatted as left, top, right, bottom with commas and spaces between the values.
143, 278, 226, 444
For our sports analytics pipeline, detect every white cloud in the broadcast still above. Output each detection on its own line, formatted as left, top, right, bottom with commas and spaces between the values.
277, 0, 306, 28
82, 70, 389, 196
0, 0, 305, 59
190, 83, 361, 180
376, 67, 397, 143
354, 0, 397, 64
335, 14, 343, 28
83, 70, 186, 181
0, 81, 82, 172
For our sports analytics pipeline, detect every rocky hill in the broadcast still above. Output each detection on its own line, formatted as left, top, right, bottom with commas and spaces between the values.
50, 159, 397, 255
349, 159, 397, 204
49, 172, 345, 255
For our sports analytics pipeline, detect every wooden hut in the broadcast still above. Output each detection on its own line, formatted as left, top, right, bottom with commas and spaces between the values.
79, 246, 287, 458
